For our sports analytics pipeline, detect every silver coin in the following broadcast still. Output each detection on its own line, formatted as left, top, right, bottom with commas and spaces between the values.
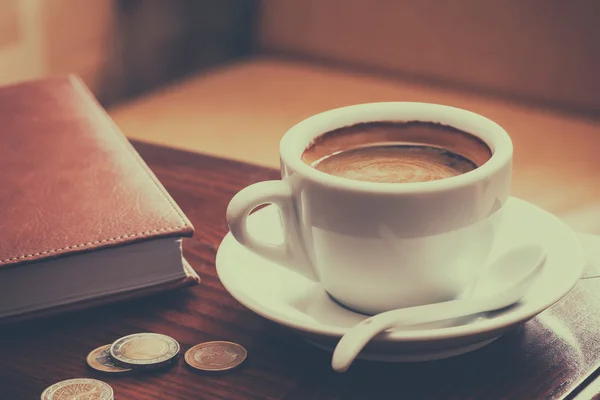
86, 344, 131, 374
40, 378, 113, 400
110, 332, 180, 369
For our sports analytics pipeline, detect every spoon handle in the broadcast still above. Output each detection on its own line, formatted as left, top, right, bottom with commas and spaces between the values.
331, 299, 486, 372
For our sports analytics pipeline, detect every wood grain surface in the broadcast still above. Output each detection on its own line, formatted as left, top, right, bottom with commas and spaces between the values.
0, 141, 599, 400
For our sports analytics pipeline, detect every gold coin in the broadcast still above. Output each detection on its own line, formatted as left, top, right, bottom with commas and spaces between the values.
110, 332, 180, 369
184, 341, 247, 371
86, 344, 131, 374
40, 378, 113, 400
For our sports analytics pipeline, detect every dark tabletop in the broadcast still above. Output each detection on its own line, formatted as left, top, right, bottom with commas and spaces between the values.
1, 141, 599, 400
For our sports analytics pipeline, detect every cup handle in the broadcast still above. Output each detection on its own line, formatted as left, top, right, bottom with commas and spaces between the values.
226, 180, 319, 282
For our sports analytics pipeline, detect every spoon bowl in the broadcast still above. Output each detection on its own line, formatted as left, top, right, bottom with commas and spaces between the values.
331, 244, 546, 372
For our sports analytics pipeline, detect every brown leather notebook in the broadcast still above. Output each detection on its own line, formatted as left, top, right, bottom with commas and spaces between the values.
0, 75, 200, 324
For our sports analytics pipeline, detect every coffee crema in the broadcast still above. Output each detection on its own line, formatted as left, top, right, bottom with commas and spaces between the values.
302, 121, 492, 184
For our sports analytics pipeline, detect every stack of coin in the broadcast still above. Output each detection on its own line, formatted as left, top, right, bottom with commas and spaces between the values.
109, 332, 181, 371
86, 332, 181, 373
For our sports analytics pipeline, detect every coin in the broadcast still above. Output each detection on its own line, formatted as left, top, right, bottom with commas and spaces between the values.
40, 378, 113, 400
86, 344, 131, 374
184, 341, 247, 372
109, 332, 180, 369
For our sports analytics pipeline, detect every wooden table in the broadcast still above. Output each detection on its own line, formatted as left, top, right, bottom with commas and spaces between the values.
1, 141, 600, 400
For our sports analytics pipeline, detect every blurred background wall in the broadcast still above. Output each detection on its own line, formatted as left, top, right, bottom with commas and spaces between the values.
257, 0, 600, 116
0, 0, 598, 115
0, 0, 256, 105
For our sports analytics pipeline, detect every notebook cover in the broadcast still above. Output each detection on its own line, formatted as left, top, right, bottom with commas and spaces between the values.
0, 75, 199, 323
0, 75, 194, 267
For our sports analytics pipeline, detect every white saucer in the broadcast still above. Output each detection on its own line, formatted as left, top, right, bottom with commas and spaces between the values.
216, 197, 586, 362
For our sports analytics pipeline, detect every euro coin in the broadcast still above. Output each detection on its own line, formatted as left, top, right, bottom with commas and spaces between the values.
40, 378, 113, 400
110, 332, 180, 370
184, 341, 247, 372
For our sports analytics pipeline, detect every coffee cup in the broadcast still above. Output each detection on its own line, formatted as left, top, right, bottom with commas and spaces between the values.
226, 102, 512, 315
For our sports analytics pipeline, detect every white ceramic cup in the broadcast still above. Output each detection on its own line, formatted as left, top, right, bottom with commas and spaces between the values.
226, 102, 512, 315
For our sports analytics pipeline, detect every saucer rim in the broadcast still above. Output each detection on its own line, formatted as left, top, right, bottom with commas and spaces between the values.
216, 196, 586, 342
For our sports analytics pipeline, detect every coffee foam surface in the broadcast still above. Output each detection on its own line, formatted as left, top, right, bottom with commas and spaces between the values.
313, 145, 477, 183
302, 121, 492, 184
